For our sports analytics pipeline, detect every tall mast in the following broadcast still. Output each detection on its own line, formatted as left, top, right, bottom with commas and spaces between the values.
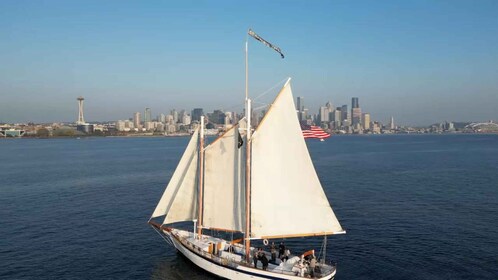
244, 36, 252, 262
197, 116, 205, 238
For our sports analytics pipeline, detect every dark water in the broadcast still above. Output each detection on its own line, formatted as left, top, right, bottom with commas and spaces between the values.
1, 134, 497, 279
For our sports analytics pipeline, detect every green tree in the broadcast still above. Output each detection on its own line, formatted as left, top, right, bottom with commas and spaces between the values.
36, 128, 50, 137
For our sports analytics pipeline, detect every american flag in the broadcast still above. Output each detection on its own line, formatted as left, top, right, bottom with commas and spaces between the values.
301, 125, 331, 139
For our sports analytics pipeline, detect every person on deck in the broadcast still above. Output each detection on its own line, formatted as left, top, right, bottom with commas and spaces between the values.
253, 249, 259, 268
260, 253, 269, 271
278, 242, 285, 258
309, 255, 317, 277
270, 242, 277, 263
282, 248, 290, 262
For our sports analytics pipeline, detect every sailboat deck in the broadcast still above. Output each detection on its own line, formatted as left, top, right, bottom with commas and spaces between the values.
170, 228, 336, 278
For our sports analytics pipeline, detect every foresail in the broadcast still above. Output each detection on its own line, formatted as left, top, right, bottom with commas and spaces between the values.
151, 129, 199, 225
203, 122, 246, 232
250, 81, 344, 238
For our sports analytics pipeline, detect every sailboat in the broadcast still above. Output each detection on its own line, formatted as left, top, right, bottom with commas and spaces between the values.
148, 30, 345, 280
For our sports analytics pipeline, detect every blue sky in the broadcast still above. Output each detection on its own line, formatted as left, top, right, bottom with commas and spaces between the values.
1, 0, 497, 125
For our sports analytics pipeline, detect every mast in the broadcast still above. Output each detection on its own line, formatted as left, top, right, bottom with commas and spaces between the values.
244, 36, 252, 262
197, 116, 205, 238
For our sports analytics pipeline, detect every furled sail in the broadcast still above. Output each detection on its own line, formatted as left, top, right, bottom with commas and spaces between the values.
151, 129, 199, 224
250, 81, 344, 238
203, 122, 246, 232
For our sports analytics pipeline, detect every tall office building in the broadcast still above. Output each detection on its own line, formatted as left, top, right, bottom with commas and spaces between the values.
179, 110, 186, 122
133, 112, 141, 128
389, 116, 395, 130
352, 97, 359, 109
331, 108, 342, 129
319, 106, 329, 123
318, 101, 334, 123
362, 113, 371, 130
182, 114, 191, 125
296, 97, 304, 121
341, 105, 349, 124
144, 108, 151, 123
192, 108, 204, 122
171, 109, 178, 123
351, 97, 362, 127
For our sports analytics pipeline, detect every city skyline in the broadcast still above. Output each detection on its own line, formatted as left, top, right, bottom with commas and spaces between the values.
1, 1, 497, 125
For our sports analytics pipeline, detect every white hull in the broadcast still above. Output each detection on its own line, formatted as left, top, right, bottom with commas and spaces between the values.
165, 229, 336, 280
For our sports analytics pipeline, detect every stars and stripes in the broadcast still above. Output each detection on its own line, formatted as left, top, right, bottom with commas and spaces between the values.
301, 125, 331, 139
248, 29, 285, 59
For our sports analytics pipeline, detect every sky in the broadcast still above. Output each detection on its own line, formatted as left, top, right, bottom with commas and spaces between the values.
1, 0, 497, 126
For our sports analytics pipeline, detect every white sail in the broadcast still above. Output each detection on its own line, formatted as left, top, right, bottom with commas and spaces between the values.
250, 81, 344, 238
151, 129, 199, 225
203, 123, 245, 232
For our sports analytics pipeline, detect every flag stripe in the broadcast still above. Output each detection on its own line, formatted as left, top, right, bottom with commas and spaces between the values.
301, 125, 330, 139
248, 29, 285, 59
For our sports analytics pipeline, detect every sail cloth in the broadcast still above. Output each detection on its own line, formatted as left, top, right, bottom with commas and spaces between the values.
250, 80, 344, 238
151, 129, 199, 225
203, 122, 246, 232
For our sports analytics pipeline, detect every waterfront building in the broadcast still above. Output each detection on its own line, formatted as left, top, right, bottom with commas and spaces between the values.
192, 108, 204, 122
319, 106, 329, 123
166, 124, 176, 133
116, 120, 126, 131
182, 114, 191, 125
159, 113, 166, 123
171, 109, 178, 124
389, 116, 395, 130
133, 112, 141, 128
224, 112, 233, 125
125, 120, 134, 129
145, 121, 155, 131
318, 101, 334, 123
362, 113, 371, 130
352, 97, 359, 109
352, 107, 362, 127
296, 96, 304, 121
166, 114, 174, 124
156, 123, 165, 132
351, 97, 362, 127
144, 108, 151, 123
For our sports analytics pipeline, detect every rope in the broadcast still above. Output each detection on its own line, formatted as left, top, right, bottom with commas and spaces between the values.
253, 77, 288, 101
151, 225, 173, 246
221, 77, 287, 112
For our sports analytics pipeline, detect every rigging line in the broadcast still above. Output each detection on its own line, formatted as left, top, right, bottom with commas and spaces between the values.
221, 102, 245, 112
220, 78, 286, 112
151, 225, 173, 246
253, 104, 270, 111
252, 77, 288, 102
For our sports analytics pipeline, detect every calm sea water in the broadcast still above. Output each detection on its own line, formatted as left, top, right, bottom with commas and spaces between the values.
1, 134, 497, 279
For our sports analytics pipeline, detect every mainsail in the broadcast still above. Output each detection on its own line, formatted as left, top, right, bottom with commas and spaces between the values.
151, 129, 199, 224
250, 81, 344, 238
203, 122, 246, 232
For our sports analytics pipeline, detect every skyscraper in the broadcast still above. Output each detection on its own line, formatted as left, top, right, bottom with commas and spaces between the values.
171, 109, 178, 123
341, 105, 349, 125
144, 108, 151, 123
296, 97, 304, 121
362, 113, 371, 130
351, 97, 361, 127
192, 108, 204, 122
133, 112, 141, 128
352, 97, 359, 109
319, 106, 329, 123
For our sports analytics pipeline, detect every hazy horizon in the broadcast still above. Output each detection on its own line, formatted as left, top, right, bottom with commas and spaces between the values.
1, 1, 497, 126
